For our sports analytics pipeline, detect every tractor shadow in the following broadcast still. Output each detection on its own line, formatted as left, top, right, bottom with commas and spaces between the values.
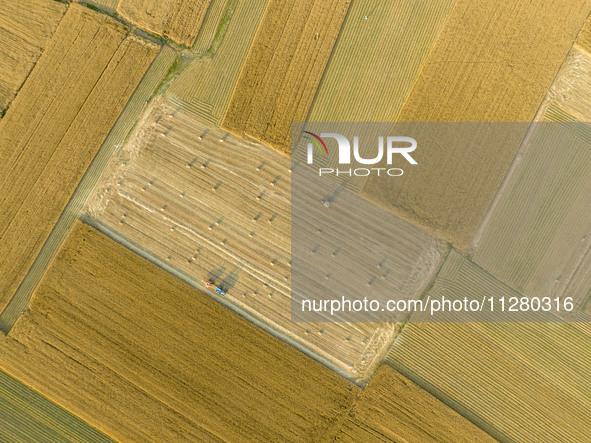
207, 266, 226, 283
220, 268, 241, 290
207, 265, 241, 290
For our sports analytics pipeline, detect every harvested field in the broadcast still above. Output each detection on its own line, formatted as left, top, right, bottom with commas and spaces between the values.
536, 46, 591, 122
387, 250, 591, 441
362, 0, 591, 248
0, 221, 359, 442
0, 4, 158, 311
387, 320, 591, 443
167, 0, 265, 125
0, 0, 65, 116
222, 0, 351, 154
0, 45, 175, 332
335, 365, 495, 443
0, 368, 113, 442
84, 100, 444, 381
191, 0, 231, 54
117, 0, 211, 46
308, 0, 455, 122
473, 47, 591, 313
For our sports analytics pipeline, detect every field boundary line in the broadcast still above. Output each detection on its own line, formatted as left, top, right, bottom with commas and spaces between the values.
471, 124, 532, 249
301, 0, 354, 123
0, 44, 174, 332
474, 12, 591, 249
385, 359, 516, 443
368, 244, 451, 384
83, 217, 363, 387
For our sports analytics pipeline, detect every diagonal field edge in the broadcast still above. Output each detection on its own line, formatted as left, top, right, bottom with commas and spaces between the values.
0, 45, 176, 333
80, 216, 363, 387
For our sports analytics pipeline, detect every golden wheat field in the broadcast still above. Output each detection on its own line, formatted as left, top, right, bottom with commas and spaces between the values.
0, 0, 65, 116
0, 3, 158, 310
0, 221, 360, 442
0, 45, 177, 332
362, 0, 591, 248
576, 14, 591, 52
222, 0, 351, 154
117, 0, 211, 46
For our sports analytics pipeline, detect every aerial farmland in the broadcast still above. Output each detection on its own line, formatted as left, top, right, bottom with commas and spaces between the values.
0, 4, 158, 313
0, 0, 65, 117
1, 0, 590, 441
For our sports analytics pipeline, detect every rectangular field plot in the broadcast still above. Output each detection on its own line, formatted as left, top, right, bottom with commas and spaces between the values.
84, 0, 120, 13
167, 0, 267, 125
0, 4, 158, 311
291, 162, 445, 324
0, 45, 176, 332
576, 15, 591, 53
0, 222, 359, 442
222, 0, 351, 154
0, 0, 65, 115
387, 320, 591, 442
335, 365, 495, 443
473, 47, 591, 315
362, 0, 591, 248
0, 368, 113, 442
85, 100, 444, 381
308, 0, 455, 122
117, 0, 211, 46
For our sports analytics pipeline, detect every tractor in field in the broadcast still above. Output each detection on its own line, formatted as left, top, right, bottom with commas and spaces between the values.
203, 279, 227, 296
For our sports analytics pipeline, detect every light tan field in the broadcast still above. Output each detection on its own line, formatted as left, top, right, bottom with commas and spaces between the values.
167, 0, 267, 125
387, 251, 591, 442
117, 0, 211, 46
0, 4, 158, 311
308, 0, 456, 122
84, 100, 445, 381
473, 46, 591, 316
536, 45, 591, 122
0, 0, 65, 116
222, 0, 351, 154
0, 221, 359, 442
335, 365, 495, 443
362, 0, 591, 248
